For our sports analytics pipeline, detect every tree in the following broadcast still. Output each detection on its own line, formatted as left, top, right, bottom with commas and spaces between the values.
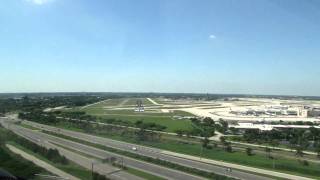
315, 146, 320, 159
295, 146, 304, 157
229, 127, 239, 135
265, 147, 272, 158
270, 140, 279, 148
225, 142, 232, 153
220, 136, 226, 143
246, 147, 253, 156
220, 137, 232, 152
218, 119, 228, 133
175, 130, 183, 137
202, 137, 210, 148
136, 126, 147, 141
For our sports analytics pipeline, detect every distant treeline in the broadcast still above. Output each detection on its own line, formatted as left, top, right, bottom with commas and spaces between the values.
1, 92, 320, 115
19, 111, 167, 132
0, 95, 105, 113
1, 92, 319, 101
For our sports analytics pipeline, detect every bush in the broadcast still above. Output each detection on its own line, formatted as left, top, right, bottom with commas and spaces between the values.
93, 172, 110, 180
246, 148, 254, 156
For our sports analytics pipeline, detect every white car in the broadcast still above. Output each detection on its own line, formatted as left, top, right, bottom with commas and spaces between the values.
132, 147, 138, 151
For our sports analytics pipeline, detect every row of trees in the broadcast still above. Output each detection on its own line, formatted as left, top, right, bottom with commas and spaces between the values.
242, 128, 320, 158
1, 124, 111, 180
0, 146, 44, 179
0, 95, 106, 114
20, 110, 167, 132
20, 111, 164, 142
3, 126, 69, 165
0, 126, 45, 179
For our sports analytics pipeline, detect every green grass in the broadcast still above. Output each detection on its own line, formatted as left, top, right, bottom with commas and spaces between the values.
99, 115, 193, 132
18, 123, 41, 130
51, 141, 166, 180
123, 98, 155, 106
82, 108, 195, 132
85, 98, 124, 109
42, 122, 320, 179
136, 140, 320, 179
42, 130, 236, 180
126, 167, 166, 180
0, 146, 48, 179
8, 142, 93, 180
93, 98, 156, 107
68, 97, 197, 132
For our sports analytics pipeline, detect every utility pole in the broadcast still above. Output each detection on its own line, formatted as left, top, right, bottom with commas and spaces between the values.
272, 152, 275, 169
121, 157, 124, 169
91, 162, 94, 180
273, 158, 275, 169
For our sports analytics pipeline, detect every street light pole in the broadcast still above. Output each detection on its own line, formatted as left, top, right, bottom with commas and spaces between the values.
91, 162, 94, 180
200, 145, 203, 160
272, 152, 275, 169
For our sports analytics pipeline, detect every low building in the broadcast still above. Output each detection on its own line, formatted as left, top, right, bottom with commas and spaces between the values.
308, 109, 320, 117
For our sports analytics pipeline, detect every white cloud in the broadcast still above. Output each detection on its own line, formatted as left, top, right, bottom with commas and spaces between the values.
26, 0, 53, 5
209, 34, 216, 39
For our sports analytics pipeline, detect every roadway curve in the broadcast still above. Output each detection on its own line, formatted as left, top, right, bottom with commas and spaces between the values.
21, 121, 275, 180
1, 120, 204, 180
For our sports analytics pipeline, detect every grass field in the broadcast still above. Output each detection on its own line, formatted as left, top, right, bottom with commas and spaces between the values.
77, 98, 195, 132
50, 141, 165, 180
0, 145, 49, 179
93, 109, 194, 132
99, 114, 193, 132
86, 98, 156, 108
87, 98, 124, 108
42, 124, 320, 180
123, 98, 155, 106
126, 167, 166, 180
144, 140, 320, 179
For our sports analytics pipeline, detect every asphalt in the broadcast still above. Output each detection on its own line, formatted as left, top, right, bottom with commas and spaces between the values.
6, 144, 80, 180
1, 119, 204, 180
20, 120, 273, 180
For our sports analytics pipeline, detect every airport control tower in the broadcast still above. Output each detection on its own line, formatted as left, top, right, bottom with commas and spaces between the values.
134, 99, 145, 112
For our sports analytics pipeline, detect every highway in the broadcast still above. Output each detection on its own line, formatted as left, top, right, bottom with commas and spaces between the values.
6, 144, 81, 180
20, 120, 274, 180
5, 118, 315, 180
1, 119, 204, 180
1, 120, 140, 180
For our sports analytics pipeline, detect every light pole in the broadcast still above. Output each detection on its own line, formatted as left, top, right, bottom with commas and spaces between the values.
200, 145, 204, 160
272, 152, 276, 169
91, 162, 94, 180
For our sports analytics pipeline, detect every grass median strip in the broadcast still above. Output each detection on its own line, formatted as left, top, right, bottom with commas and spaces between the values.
23, 120, 320, 179
7, 142, 93, 180
51, 141, 166, 180
42, 130, 237, 180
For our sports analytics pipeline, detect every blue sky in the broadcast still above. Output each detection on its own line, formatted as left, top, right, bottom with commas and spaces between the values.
0, 0, 320, 95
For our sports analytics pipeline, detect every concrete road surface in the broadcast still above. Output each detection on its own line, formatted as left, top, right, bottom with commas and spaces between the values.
21, 120, 274, 180
44, 141, 143, 180
1, 120, 204, 180
6, 144, 80, 180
